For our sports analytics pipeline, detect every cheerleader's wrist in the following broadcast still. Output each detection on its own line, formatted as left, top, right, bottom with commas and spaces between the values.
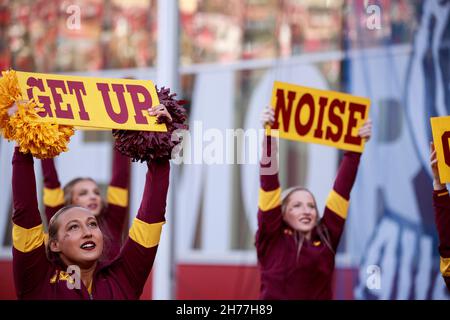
433, 179, 446, 191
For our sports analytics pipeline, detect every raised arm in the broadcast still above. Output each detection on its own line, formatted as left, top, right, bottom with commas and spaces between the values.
108, 105, 171, 298
12, 148, 50, 298
110, 158, 170, 298
321, 119, 371, 251
257, 134, 282, 236
255, 106, 283, 257
431, 142, 450, 290
104, 146, 131, 243
322, 151, 361, 250
41, 158, 64, 224
433, 188, 450, 290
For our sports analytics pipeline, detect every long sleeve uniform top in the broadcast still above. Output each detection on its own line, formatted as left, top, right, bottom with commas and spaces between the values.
41, 148, 131, 261
433, 187, 450, 290
256, 136, 361, 300
12, 148, 169, 299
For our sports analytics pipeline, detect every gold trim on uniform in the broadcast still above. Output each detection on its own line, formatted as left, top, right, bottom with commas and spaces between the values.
258, 187, 281, 212
43, 188, 64, 207
437, 190, 449, 197
107, 186, 129, 207
12, 223, 45, 253
49, 270, 58, 284
325, 189, 349, 220
129, 218, 165, 248
440, 256, 450, 277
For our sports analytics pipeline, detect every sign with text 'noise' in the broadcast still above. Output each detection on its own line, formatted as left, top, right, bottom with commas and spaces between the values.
16, 71, 167, 132
270, 81, 371, 152
431, 116, 450, 184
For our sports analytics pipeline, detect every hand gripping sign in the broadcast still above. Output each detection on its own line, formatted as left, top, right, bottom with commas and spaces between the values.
270, 81, 370, 153
431, 116, 450, 184
16, 71, 167, 132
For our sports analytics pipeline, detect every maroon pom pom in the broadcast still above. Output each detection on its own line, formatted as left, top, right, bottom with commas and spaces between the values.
113, 86, 188, 162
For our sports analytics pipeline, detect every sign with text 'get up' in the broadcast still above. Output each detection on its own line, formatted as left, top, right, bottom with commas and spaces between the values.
16, 71, 167, 132
431, 116, 450, 184
270, 81, 371, 152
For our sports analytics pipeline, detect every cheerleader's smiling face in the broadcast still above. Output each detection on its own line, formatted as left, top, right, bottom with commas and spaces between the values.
283, 190, 318, 235
71, 179, 103, 216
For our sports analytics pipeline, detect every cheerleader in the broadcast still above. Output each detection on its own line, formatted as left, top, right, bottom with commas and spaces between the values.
40, 104, 171, 261
256, 106, 371, 299
11, 106, 171, 299
430, 142, 450, 290
41, 146, 131, 261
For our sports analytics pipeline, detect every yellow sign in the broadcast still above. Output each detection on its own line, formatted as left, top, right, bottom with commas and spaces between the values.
431, 116, 450, 184
269, 81, 371, 152
16, 71, 167, 132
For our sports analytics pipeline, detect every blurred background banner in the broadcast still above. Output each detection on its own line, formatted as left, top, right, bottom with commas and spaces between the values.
350, 0, 450, 299
0, 0, 449, 300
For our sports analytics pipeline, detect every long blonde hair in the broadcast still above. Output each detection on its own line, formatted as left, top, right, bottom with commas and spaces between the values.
281, 187, 335, 259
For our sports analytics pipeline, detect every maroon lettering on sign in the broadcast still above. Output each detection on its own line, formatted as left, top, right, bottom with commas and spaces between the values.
442, 131, 450, 167
325, 99, 345, 142
126, 84, 152, 125
313, 96, 328, 139
97, 83, 129, 124
273, 89, 296, 131
294, 93, 315, 136
26, 77, 52, 117
47, 79, 74, 119
67, 81, 90, 121
344, 102, 366, 146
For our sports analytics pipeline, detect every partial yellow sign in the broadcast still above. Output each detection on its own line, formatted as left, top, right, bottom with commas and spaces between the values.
16, 71, 167, 132
431, 116, 450, 184
269, 81, 371, 152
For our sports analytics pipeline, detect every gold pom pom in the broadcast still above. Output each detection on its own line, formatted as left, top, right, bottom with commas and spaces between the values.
0, 69, 75, 159
0, 70, 21, 130
0, 111, 8, 132
4, 101, 75, 159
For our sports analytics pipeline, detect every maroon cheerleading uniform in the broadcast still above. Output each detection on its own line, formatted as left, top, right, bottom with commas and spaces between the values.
12, 147, 169, 299
433, 188, 450, 290
256, 136, 361, 300
41, 148, 130, 261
